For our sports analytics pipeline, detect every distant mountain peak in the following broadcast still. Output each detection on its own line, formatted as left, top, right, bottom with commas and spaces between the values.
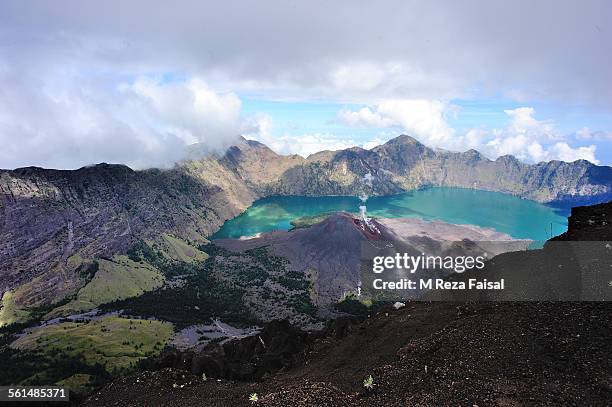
239, 137, 268, 149
384, 134, 423, 146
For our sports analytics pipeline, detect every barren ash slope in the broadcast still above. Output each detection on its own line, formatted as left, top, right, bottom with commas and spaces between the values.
2, 134, 612, 326
85, 201, 612, 407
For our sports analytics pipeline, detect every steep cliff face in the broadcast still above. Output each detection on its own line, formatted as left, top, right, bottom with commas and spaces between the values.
0, 161, 254, 313
1, 134, 612, 317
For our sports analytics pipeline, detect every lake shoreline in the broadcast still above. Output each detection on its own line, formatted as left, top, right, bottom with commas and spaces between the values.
213, 187, 569, 241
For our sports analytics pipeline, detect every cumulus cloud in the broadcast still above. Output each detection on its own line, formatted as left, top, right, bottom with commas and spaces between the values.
341, 102, 600, 164
123, 77, 242, 149
269, 134, 358, 157
339, 100, 457, 148
240, 114, 275, 146
481, 108, 599, 164
503, 107, 559, 141
338, 107, 395, 128
0, 73, 242, 169
576, 127, 612, 141
549, 142, 598, 163
243, 115, 369, 157
362, 138, 386, 150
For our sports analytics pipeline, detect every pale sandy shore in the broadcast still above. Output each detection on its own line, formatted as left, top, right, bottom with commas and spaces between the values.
376, 217, 532, 256
378, 217, 524, 242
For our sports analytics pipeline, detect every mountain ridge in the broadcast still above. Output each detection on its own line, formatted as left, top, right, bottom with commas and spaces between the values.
1, 134, 612, 322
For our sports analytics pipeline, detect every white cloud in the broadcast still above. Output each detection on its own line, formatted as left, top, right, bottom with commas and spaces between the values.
1, 2, 610, 167
503, 107, 559, 141
378, 100, 456, 146
337, 107, 394, 128
526, 142, 549, 162
485, 134, 531, 159
549, 142, 598, 163
362, 138, 385, 150
463, 128, 488, 149
0, 74, 242, 169
241, 113, 274, 145
338, 99, 456, 148
339, 103, 601, 164
124, 77, 242, 149
480, 108, 599, 163
270, 134, 358, 157
478, 107, 559, 160
331, 62, 386, 92
576, 127, 612, 141
2, 2, 611, 111
243, 115, 375, 157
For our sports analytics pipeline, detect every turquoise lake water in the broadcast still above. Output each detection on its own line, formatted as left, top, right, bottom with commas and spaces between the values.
212, 187, 569, 242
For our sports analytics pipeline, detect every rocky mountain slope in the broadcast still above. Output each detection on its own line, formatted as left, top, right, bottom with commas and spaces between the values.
0, 162, 253, 323
2, 135, 612, 324
268, 135, 612, 203
85, 302, 611, 407
84, 200, 612, 406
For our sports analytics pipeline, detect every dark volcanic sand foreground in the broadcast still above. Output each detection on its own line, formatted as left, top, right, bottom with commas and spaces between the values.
85, 301, 611, 406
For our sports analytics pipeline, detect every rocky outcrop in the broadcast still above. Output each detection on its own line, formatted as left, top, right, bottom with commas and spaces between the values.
157, 320, 311, 381
550, 200, 612, 241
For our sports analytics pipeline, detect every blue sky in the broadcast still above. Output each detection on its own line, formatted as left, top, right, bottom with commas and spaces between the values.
240, 96, 612, 164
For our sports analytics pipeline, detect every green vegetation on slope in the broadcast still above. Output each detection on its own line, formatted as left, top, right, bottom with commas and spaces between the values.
46, 256, 165, 318
0, 288, 74, 328
159, 233, 209, 263
103, 243, 318, 327
127, 235, 208, 268
127, 238, 205, 278
0, 346, 110, 395
289, 213, 334, 230
0, 239, 317, 400
334, 294, 389, 317
217, 246, 317, 318
0, 291, 30, 327
56, 373, 95, 396
11, 316, 173, 374
101, 245, 253, 329
39, 235, 207, 321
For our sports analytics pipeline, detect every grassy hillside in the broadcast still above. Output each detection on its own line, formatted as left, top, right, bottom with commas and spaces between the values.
11, 316, 173, 374
159, 234, 209, 263
56, 373, 96, 396
0, 290, 30, 327
46, 256, 164, 318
